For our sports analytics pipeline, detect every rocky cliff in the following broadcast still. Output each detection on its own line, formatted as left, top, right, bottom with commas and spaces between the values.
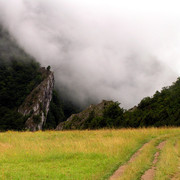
56, 100, 113, 130
18, 67, 54, 131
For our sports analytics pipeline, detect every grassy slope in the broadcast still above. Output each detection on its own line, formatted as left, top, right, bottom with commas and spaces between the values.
0, 128, 179, 180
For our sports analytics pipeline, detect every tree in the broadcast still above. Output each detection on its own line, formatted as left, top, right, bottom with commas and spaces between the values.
47, 65, 51, 71
103, 102, 124, 127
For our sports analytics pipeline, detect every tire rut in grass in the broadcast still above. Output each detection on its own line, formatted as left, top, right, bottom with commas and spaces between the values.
141, 140, 166, 180
109, 141, 150, 180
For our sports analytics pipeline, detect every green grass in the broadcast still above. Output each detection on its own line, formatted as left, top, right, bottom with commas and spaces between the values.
0, 128, 179, 179
155, 136, 180, 180
118, 137, 164, 180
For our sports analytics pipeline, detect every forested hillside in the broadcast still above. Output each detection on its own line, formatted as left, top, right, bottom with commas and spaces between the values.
1, 23, 180, 131
123, 78, 180, 127
0, 59, 45, 130
45, 90, 81, 130
57, 78, 180, 130
0, 24, 80, 131
0, 25, 44, 130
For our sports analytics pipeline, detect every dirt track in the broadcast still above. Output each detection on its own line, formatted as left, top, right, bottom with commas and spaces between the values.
141, 141, 166, 180
109, 141, 150, 180
109, 140, 166, 180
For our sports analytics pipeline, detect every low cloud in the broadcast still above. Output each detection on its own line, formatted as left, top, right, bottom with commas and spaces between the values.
0, 0, 179, 108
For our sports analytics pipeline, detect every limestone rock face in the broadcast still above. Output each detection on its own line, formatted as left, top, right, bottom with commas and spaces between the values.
18, 68, 54, 131
56, 100, 113, 130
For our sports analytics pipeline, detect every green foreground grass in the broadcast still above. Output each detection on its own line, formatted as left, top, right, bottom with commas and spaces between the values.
0, 128, 180, 180
155, 136, 180, 180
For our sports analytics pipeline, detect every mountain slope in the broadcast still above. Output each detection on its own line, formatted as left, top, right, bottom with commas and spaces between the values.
56, 77, 180, 130
0, 25, 46, 130
56, 100, 124, 130
18, 68, 54, 131
0, 24, 80, 131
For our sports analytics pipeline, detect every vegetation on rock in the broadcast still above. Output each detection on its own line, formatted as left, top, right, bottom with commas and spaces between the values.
56, 100, 124, 130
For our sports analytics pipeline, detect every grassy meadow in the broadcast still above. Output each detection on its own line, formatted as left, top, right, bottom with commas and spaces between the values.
0, 128, 180, 180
